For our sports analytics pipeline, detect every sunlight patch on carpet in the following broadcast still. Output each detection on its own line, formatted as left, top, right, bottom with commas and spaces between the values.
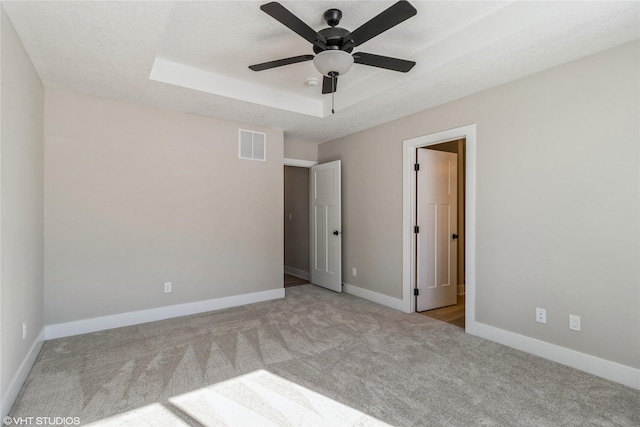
86, 403, 188, 426
170, 369, 391, 426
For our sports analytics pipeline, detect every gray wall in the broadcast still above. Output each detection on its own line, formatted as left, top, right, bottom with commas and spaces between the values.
1, 7, 45, 408
284, 166, 309, 274
318, 41, 640, 369
44, 89, 284, 325
283, 137, 318, 162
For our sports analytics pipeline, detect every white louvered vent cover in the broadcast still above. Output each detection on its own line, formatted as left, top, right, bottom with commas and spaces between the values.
239, 129, 266, 161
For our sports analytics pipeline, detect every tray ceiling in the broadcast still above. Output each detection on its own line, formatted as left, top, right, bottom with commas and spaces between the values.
4, 1, 639, 143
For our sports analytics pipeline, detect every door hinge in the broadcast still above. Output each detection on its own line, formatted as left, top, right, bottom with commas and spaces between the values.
414, 163, 420, 171
413, 288, 419, 296
414, 226, 419, 233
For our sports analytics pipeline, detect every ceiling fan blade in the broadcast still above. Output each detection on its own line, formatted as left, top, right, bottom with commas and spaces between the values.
344, 1, 417, 49
353, 52, 416, 72
261, 2, 327, 49
249, 55, 314, 72
322, 75, 338, 94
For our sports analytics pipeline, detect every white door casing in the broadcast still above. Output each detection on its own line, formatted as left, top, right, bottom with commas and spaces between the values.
416, 149, 457, 311
310, 160, 342, 292
402, 124, 476, 333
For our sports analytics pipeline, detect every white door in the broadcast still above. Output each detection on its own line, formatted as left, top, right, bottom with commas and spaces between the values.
416, 149, 457, 311
310, 160, 342, 292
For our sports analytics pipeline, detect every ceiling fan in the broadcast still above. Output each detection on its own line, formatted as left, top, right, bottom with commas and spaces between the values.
249, 1, 417, 97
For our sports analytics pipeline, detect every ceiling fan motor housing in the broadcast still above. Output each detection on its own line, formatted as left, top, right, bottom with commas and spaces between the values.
313, 27, 353, 54
311, 8, 354, 54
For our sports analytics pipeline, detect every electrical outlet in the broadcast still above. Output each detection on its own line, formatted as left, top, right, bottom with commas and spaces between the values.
164, 282, 172, 293
23, 321, 27, 340
535, 308, 547, 324
569, 314, 581, 331
352, 268, 357, 277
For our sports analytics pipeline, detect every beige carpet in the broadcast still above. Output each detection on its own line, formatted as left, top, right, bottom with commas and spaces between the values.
8, 285, 640, 426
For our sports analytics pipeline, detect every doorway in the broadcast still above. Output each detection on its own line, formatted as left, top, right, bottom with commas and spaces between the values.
402, 124, 477, 334
416, 140, 466, 327
284, 165, 311, 287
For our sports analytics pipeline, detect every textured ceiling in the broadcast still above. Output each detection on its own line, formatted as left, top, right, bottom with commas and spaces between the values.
4, 1, 639, 144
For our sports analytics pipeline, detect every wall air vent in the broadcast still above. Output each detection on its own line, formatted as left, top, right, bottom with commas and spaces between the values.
239, 129, 266, 161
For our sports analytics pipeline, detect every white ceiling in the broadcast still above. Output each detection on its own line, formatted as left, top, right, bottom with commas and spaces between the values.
3, 1, 639, 144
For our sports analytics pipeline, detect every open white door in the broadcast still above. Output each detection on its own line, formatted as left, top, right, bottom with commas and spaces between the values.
310, 160, 342, 292
416, 149, 457, 311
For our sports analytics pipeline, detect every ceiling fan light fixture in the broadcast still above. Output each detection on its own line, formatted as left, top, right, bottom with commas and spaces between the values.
313, 50, 354, 77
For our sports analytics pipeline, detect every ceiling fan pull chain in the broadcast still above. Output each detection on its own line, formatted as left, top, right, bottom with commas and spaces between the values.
332, 92, 335, 115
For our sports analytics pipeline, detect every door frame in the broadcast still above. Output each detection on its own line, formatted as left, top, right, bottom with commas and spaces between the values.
284, 158, 317, 168
402, 124, 476, 334
283, 158, 317, 281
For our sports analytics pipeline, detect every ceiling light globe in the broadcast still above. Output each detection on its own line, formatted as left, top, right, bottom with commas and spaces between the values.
313, 50, 354, 77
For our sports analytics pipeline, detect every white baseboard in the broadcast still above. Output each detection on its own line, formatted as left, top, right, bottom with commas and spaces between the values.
45, 288, 285, 340
1, 327, 45, 419
473, 322, 640, 390
343, 282, 404, 311
284, 266, 310, 281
